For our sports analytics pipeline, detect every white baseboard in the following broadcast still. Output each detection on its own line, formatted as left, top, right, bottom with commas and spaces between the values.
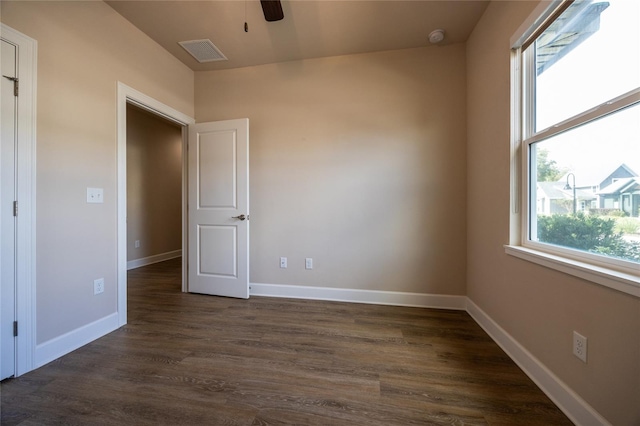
35, 312, 119, 369
250, 282, 467, 310
127, 249, 181, 270
466, 299, 610, 426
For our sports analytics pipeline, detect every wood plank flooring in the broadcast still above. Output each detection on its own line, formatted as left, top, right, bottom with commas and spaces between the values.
1, 258, 572, 425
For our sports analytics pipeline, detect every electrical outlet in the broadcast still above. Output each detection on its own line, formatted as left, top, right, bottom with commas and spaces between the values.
305, 258, 313, 270
573, 331, 587, 363
280, 257, 287, 268
135, 240, 140, 248
94, 278, 104, 295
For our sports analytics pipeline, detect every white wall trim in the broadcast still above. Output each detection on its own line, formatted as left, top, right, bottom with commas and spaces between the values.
127, 249, 182, 270
1, 24, 38, 377
116, 82, 194, 327
35, 313, 119, 369
466, 299, 611, 426
250, 283, 467, 310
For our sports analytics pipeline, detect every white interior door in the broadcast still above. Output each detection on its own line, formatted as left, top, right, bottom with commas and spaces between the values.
1, 38, 18, 380
188, 119, 249, 298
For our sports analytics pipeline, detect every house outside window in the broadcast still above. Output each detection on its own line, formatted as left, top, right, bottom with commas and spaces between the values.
509, 0, 640, 293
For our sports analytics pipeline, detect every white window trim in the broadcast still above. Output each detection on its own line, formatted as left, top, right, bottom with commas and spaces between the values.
505, 245, 640, 298
507, 1, 640, 298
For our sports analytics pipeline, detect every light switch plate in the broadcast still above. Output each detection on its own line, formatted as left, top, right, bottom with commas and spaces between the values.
87, 187, 104, 204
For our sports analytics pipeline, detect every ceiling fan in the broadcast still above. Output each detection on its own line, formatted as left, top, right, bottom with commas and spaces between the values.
260, 0, 284, 22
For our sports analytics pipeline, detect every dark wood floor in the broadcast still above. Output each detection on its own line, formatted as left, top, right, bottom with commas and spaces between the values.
1, 258, 572, 425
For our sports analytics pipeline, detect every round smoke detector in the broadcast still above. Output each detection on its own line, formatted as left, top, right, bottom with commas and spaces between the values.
429, 29, 445, 44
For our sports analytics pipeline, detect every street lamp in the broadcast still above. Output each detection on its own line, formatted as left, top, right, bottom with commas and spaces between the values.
563, 173, 577, 215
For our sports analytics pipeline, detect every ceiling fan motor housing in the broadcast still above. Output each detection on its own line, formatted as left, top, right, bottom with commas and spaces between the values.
261, 0, 284, 22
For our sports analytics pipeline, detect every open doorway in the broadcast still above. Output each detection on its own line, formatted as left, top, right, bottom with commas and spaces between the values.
125, 104, 183, 319
116, 82, 195, 327
125, 104, 183, 272
117, 83, 250, 321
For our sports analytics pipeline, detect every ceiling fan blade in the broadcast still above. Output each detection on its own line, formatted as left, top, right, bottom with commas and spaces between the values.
260, 0, 284, 22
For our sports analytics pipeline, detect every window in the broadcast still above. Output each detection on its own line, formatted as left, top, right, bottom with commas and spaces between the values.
510, 0, 640, 293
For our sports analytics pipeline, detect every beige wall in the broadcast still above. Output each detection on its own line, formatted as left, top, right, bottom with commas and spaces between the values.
1, 1, 194, 343
126, 105, 182, 262
195, 45, 467, 295
466, 2, 640, 424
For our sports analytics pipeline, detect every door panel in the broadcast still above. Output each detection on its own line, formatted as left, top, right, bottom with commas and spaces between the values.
198, 130, 237, 208
188, 119, 249, 298
1, 39, 17, 380
199, 225, 237, 277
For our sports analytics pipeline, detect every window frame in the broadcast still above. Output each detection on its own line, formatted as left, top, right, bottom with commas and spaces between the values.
507, 0, 640, 298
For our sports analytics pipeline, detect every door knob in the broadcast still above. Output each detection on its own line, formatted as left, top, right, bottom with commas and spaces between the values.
232, 214, 247, 221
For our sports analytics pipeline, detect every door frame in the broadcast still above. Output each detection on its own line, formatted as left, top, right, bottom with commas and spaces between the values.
0, 24, 37, 377
116, 82, 194, 326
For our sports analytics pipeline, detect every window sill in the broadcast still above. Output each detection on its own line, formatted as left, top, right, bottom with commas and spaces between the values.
504, 245, 640, 298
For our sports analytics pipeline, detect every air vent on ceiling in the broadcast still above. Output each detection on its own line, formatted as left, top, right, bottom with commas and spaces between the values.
178, 39, 227, 63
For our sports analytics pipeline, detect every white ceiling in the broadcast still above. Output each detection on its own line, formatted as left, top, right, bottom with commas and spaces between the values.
106, 0, 490, 72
